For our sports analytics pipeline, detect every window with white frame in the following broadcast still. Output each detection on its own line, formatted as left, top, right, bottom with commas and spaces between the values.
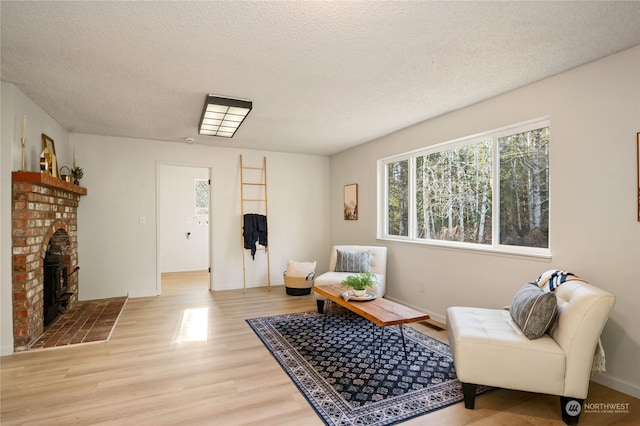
379, 118, 550, 255
194, 179, 209, 216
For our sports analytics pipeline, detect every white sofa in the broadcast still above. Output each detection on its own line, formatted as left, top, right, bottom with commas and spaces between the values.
314, 245, 387, 313
446, 272, 615, 425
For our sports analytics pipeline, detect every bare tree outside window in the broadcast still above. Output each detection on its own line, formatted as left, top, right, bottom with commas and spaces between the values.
387, 160, 409, 236
499, 127, 549, 248
415, 140, 492, 243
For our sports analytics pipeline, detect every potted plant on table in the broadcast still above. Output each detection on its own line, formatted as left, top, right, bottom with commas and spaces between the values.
341, 272, 378, 297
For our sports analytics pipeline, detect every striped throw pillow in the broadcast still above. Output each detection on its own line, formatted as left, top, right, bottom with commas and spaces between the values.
510, 282, 557, 339
335, 250, 370, 273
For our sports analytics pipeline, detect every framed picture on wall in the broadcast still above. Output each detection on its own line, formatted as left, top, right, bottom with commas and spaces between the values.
41, 134, 59, 178
344, 183, 358, 220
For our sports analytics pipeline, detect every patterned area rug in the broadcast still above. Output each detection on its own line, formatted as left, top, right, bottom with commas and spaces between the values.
247, 309, 489, 426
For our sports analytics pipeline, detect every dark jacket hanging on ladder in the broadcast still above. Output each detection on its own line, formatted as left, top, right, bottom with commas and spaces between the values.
243, 214, 268, 259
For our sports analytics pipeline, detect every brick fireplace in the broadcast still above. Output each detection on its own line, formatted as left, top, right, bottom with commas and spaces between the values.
11, 171, 87, 352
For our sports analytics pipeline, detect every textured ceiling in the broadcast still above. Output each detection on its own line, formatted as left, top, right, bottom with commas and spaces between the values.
2, 1, 640, 156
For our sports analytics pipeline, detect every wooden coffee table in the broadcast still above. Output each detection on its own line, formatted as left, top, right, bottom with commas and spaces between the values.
313, 285, 430, 359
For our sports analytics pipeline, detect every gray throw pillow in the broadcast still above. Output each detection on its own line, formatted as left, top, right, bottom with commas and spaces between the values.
335, 250, 370, 273
510, 282, 557, 340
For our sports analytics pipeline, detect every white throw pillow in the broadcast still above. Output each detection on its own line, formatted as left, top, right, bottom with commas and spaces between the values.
286, 260, 316, 278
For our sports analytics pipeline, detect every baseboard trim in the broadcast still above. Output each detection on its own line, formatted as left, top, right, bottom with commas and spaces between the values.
384, 295, 446, 325
592, 372, 640, 399
1, 343, 14, 356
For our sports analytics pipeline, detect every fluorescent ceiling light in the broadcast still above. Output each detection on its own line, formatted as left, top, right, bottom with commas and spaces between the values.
198, 95, 252, 138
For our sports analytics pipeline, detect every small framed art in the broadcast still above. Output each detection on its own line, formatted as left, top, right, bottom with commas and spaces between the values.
344, 183, 358, 220
41, 134, 59, 178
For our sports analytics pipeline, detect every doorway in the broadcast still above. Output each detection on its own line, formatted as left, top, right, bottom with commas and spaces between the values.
157, 164, 212, 294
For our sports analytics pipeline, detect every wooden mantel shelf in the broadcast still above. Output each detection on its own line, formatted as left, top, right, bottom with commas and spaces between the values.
12, 171, 87, 196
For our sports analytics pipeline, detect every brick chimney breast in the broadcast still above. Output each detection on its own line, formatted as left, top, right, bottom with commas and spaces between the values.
11, 172, 86, 351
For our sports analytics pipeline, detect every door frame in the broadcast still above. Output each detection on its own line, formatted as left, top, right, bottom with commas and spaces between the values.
156, 161, 214, 294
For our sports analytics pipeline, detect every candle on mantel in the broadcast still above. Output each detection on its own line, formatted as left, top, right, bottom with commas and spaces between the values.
21, 115, 27, 140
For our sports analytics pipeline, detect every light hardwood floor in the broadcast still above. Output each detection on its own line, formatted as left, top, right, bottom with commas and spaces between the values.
1, 271, 637, 425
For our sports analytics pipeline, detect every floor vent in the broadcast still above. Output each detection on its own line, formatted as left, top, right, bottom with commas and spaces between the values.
419, 319, 446, 331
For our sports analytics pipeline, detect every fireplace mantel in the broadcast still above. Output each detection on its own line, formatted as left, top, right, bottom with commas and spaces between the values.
12, 171, 87, 195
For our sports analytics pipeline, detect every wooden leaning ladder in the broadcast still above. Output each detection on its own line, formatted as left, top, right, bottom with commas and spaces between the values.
239, 155, 271, 293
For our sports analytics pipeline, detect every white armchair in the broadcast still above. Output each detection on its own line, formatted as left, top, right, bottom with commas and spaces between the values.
314, 245, 387, 313
446, 272, 615, 425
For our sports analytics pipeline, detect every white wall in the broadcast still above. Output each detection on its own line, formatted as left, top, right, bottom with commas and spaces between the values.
330, 46, 640, 397
72, 133, 331, 298
159, 165, 209, 273
1, 82, 71, 355
1, 82, 331, 354
3, 46, 638, 398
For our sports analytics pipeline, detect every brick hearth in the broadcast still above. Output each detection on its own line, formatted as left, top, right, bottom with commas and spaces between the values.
11, 171, 87, 352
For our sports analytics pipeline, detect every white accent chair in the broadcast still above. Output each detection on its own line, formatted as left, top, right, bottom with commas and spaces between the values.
314, 245, 387, 313
446, 275, 615, 425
